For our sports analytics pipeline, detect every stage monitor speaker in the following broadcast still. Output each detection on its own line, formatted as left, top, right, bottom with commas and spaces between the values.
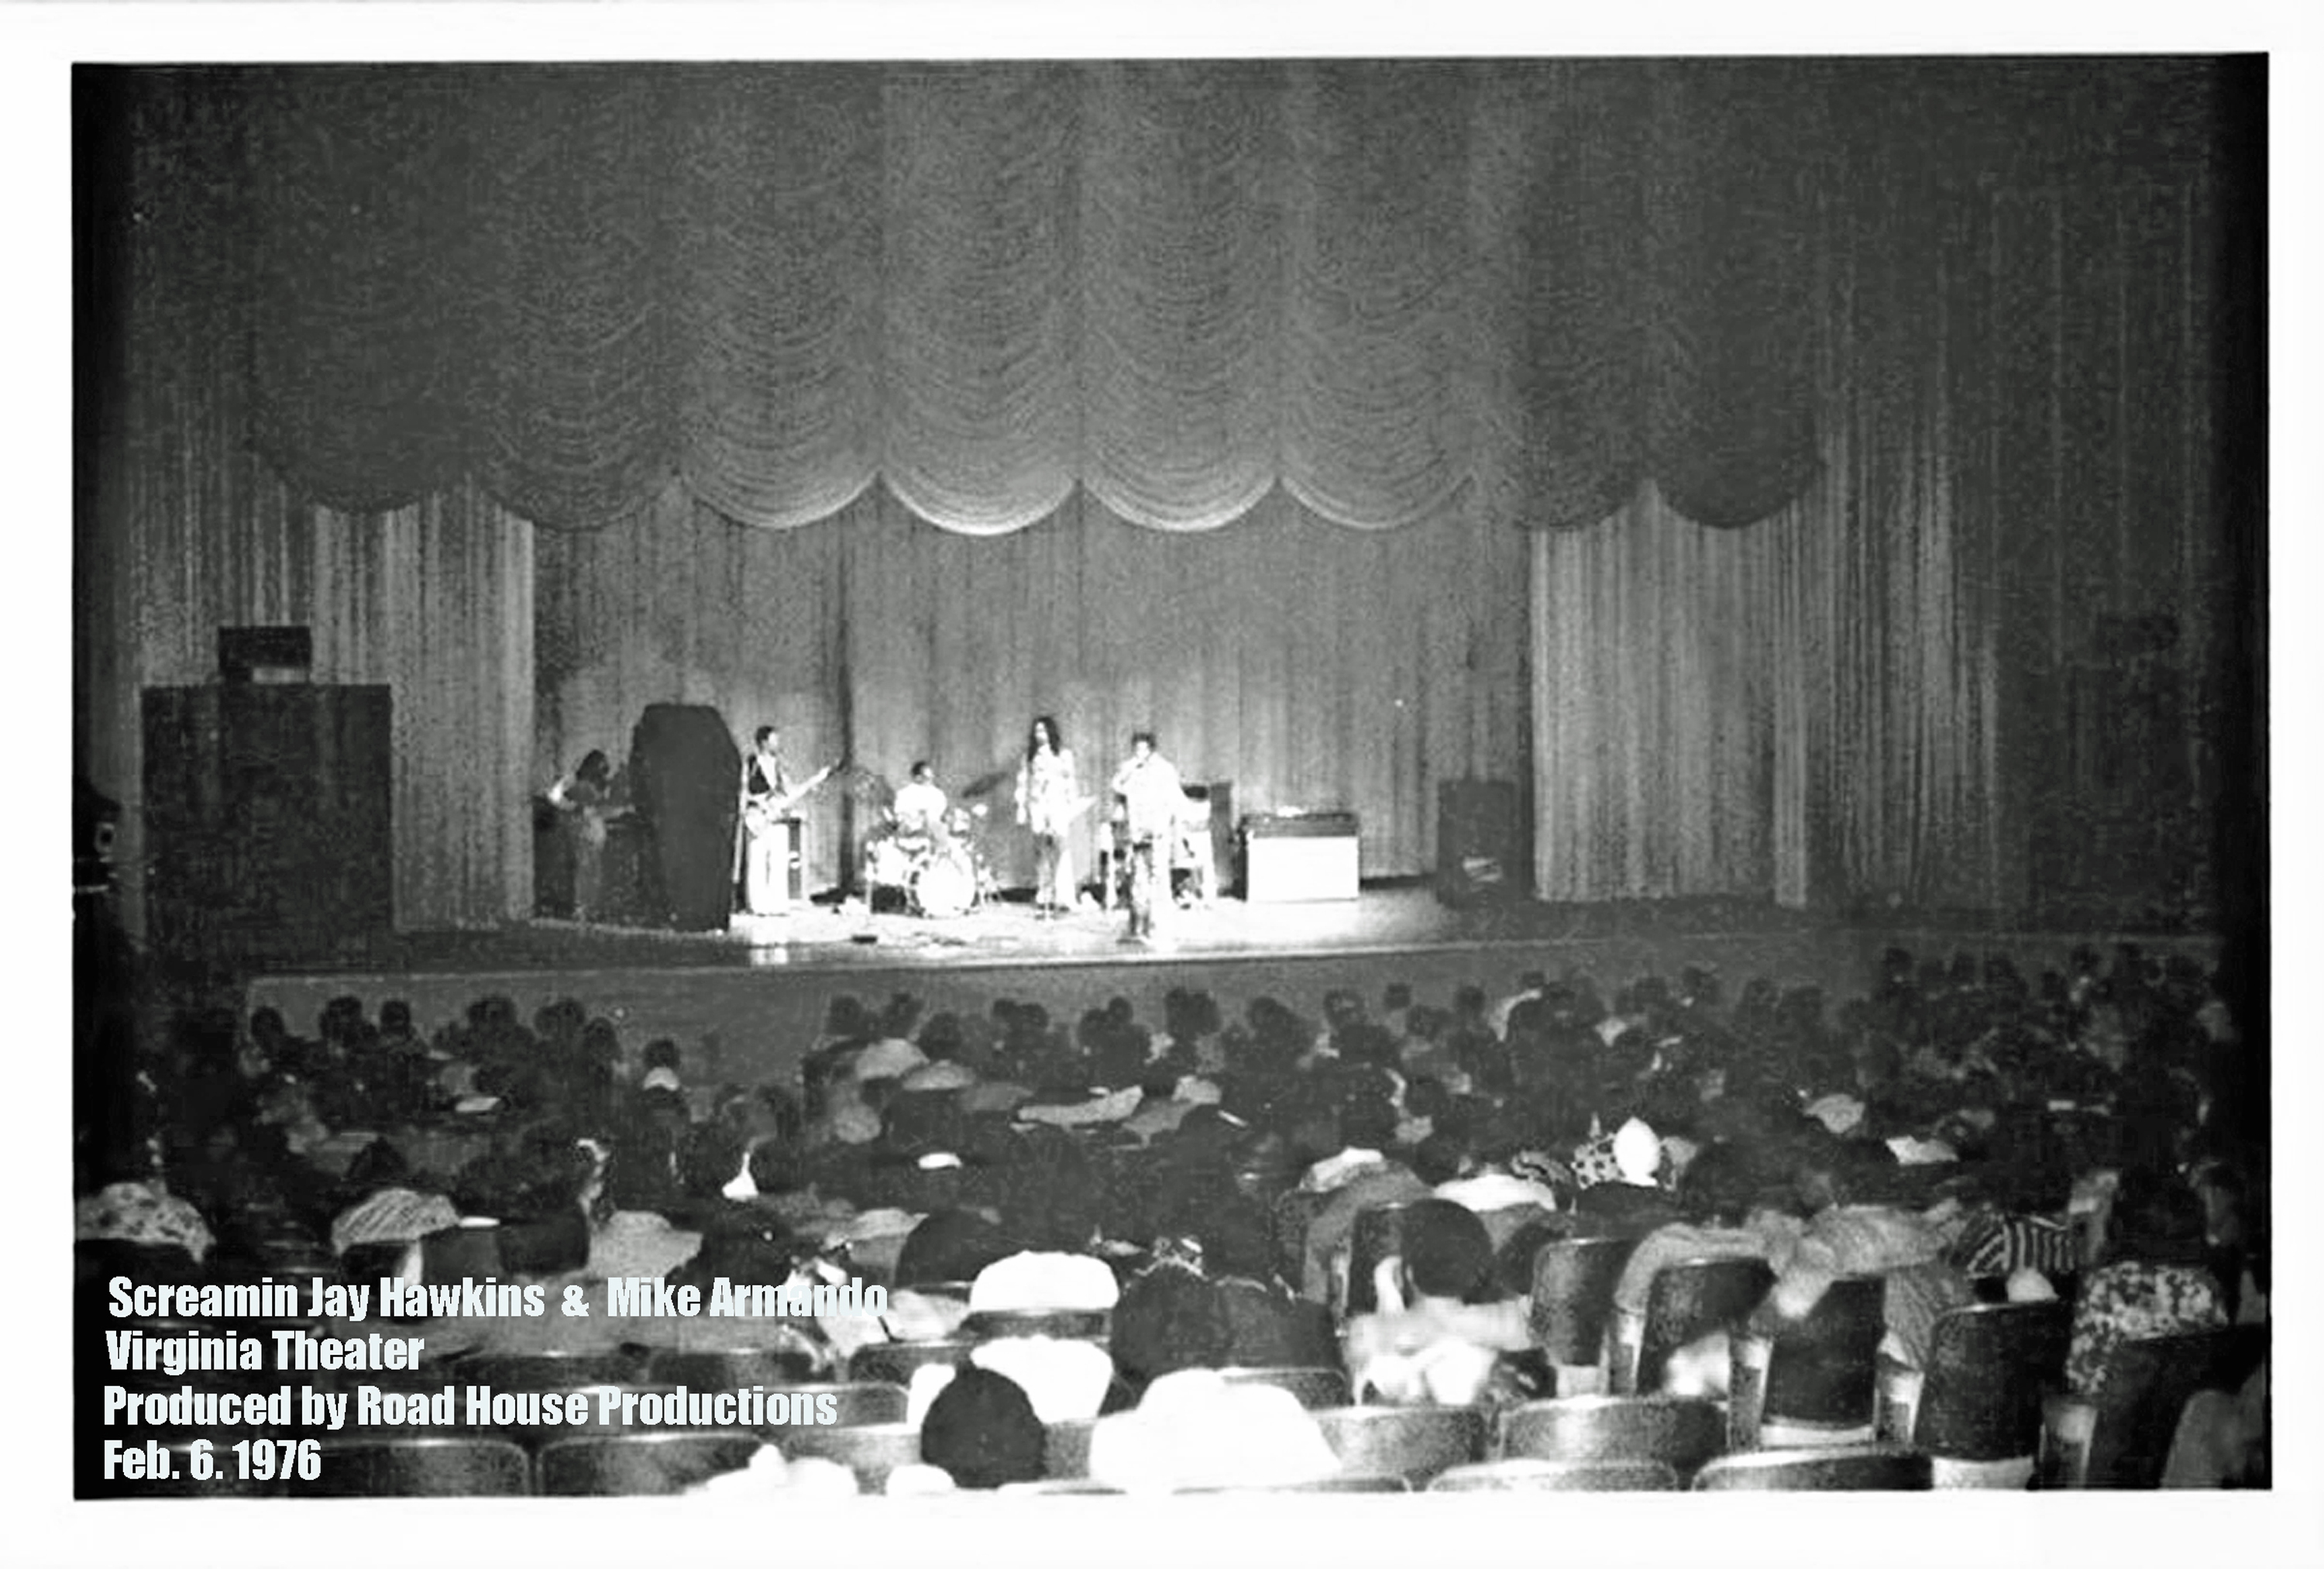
627, 704, 742, 931
218, 625, 314, 683
143, 684, 393, 962
1435, 779, 1525, 907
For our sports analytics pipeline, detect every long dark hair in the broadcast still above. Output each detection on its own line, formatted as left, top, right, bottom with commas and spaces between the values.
1026, 714, 1063, 762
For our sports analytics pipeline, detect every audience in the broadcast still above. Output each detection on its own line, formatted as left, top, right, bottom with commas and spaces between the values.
81, 933, 2264, 1495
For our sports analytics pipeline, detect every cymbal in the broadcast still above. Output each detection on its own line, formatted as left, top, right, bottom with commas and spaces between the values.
956, 766, 1017, 801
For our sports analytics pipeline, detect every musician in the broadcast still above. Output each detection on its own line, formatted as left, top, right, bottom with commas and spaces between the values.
547, 749, 622, 924
741, 725, 802, 916
1016, 715, 1079, 918
1110, 730, 1184, 941
892, 760, 949, 846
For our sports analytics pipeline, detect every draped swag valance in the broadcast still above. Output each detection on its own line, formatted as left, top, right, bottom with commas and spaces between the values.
114, 57, 2233, 538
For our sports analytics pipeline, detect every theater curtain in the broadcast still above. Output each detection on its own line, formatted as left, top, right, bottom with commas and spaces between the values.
536, 482, 1529, 889
81, 71, 538, 938
1530, 115, 2239, 915
158, 60, 1825, 538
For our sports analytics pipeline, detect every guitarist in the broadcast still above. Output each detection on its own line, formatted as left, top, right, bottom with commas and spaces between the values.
738, 725, 832, 916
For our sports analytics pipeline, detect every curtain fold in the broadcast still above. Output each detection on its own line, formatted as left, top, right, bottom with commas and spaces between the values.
672, 64, 886, 530
469, 69, 679, 532
132, 61, 1859, 538
538, 483, 1528, 887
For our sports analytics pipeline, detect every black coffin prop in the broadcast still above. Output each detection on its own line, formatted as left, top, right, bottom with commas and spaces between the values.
627, 704, 742, 931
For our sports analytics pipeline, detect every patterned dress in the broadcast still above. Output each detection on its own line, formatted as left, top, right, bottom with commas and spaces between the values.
2066, 1261, 2228, 1399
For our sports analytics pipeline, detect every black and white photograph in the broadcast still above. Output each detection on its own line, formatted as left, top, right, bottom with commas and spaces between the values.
26, 4, 2319, 1563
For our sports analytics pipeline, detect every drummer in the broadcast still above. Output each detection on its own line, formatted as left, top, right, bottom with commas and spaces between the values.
892, 759, 950, 848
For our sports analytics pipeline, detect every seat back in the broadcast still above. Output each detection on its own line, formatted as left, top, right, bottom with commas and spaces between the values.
81, 1437, 288, 1499
763, 1381, 909, 1431
1432, 1458, 1682, 1492
644, 1346, 820, 1391
1913, 1300, 2072, 1460
469, 1381, 677, 1448
775, 1421, 925, 1491
1758, 1274, 1888, 1428
1345, 1204, 1416, 1315
1312, 1404, 1487, 1485
1044, 1418, 1095, 1478
848, 1339, 971, 1387
1693, 1443, 1933, 1491
2068, 1327, 2265, 1489
1497, 1395, 1726, 1475
962, 1309, 1110, 1343
535, 1430, 764, 1496
1638, 1257, 1775, 1391
1208, 1473, 1411, 1493
1272, 1189, 1326, 1285
303, 1437, 531, 1497
459, 1349, 647, 1392
1216, 1366, 1353, 1410
1529, 1237, 1642, 1365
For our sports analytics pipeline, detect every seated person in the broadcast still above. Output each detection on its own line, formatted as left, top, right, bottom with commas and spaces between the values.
891, 1366, 1049, 1495
1088, 1268, 1340, 1493
1342, 1198, 1533, 1406
2066, 1166, 2228, 1401
1297, 1094, 1432, 1302
1566, 1117, 1684, 1237
1753, 1147, 1973, 1371
1611, 1142, 1792, 1320
891, 761, 948, 845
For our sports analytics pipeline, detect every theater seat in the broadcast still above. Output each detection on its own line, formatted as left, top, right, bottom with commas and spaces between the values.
1693, 1443, 1933, 1491
765, 1381, 909, 1431
1215, 1366, 1352, 1410
1202, 1473, 1411, 1493
962, 1309, 1110, 1342
302, 1437, 531, 1497
849, 1340, 972, 1387
535, 1430, 764, 1496
1611, 1256, 1774, 1396
645, 1347, 820, 1390
82, 1437, 286, 1500
1875, 1300, 2071, 1481
1497, 1395, 1727, 1478
776, 1422, 925, 1492
457, 1349, 647, 1392
2038, 1326, 2267, 1489
1311, 1405, 1487, 1485
1344, 1205, 1416, 1316
1431, 1458, 1682, 1492
1729, 1274, 1886, 1447
1528, 1236, 1641, 1373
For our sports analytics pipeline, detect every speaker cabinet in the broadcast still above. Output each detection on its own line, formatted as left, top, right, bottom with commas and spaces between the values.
626, 704, 742, 931
1188, 781, 1234, 896
1435, 779, 1525, 907
143, 684, 393, 962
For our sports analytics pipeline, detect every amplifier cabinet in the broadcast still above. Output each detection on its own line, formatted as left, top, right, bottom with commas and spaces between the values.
1243, 813, 1359, 903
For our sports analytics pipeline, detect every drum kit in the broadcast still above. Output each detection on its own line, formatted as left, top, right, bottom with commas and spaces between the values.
861, 800, 999, 919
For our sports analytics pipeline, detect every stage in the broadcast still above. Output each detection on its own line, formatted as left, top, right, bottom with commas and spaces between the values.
238, 886, 2222, 1090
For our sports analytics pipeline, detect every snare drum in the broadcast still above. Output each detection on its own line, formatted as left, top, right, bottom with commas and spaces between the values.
909, 843, 981, 919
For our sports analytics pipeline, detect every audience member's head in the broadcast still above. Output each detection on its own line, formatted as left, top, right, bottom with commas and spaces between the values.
1397, 1198, 1496, 1303
920, 1368, 1046, 1490
1110, 1267, 1232, 1387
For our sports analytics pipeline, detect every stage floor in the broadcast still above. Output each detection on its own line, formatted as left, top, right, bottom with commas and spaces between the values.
239, 886, 2219, 1090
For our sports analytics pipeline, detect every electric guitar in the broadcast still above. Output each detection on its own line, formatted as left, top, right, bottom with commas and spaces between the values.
741, 759, 837, 836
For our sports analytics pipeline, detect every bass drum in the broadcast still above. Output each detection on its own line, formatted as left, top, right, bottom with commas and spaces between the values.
909, 844, 981, 919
